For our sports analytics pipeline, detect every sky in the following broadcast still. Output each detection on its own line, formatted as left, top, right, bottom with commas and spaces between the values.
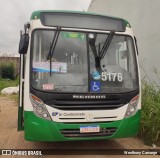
0, 0, 91, 53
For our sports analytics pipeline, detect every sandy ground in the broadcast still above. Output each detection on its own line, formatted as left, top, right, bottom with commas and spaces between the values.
0, 95, 159, 158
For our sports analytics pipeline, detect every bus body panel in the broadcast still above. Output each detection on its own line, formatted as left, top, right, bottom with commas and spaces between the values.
24, 110, 141, 141
45, 103, 131, 123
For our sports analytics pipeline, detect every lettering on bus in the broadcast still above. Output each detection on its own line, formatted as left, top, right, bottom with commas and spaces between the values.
101, 72, 123, 82
61, 32, 85, 40
59, 112, 85, 117
73, 95, 106, 99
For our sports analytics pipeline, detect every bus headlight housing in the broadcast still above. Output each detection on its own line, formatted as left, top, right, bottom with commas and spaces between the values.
30, 94, 51, 120
125, 95, 139, 118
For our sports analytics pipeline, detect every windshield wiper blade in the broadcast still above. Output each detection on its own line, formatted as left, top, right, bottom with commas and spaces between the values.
100, 30, 115, 60
46, 26, 61, 76
47, 26, 61, 60
89, 34, 101, 71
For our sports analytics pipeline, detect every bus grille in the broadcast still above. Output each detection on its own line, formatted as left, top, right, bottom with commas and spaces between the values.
61, 127, 117, 138
46, 100, 125, 110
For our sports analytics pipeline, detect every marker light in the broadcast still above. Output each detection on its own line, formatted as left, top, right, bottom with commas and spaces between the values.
30, 94, 51, 120
88, 33, 94, 39
125, 95, 139, 118
36, 106, 44, 114
31, 94, 42, 103
43, 113, 48, 118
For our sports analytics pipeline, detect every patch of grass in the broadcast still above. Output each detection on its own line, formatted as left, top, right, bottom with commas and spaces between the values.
139, 81, 160, 146
0, 78, 19, 92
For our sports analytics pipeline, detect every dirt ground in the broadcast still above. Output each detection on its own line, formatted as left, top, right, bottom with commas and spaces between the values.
0, 95, 159, 158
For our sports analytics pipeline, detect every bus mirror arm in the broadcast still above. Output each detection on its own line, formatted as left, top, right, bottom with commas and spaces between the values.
24, 22, 30, 35
134, 36, 139, 55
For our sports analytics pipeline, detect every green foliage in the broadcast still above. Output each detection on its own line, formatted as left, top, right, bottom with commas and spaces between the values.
139, 81, 160, 146
0, 62, 15, 80
0, 78, 19, 92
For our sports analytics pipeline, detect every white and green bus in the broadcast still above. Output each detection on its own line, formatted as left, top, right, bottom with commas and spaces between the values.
18, 10, 141, 141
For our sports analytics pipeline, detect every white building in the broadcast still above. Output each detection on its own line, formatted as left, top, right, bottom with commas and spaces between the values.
88, 0, 160, 84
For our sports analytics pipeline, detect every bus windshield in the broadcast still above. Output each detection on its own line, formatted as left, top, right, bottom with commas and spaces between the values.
31, 30, 138, 93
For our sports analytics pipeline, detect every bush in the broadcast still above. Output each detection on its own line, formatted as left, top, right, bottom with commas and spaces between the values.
138, 82, 160, 146
0, 62, 15, 80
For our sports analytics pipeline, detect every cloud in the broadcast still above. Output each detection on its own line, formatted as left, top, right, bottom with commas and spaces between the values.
0, 0, 91, 52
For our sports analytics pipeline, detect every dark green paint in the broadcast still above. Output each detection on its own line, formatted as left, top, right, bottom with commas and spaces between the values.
24, 110, 141, 141
18, 106, 24, 131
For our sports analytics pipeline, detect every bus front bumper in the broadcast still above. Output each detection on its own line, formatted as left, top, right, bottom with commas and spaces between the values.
24, 110, 141, 141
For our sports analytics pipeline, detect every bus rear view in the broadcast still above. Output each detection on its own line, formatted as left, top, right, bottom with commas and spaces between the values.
18, 11, 141, 141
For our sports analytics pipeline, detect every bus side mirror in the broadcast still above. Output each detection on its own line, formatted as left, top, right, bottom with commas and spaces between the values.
19, 33, 29, 54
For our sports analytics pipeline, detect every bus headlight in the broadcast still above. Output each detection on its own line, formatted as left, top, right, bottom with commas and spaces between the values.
30, 94, 51, 120
125, 95, 139, 118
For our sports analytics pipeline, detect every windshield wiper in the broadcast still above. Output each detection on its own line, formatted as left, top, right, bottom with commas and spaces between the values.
99, 30, 115, 60
46, 26, 61, 76
89, 34, 101, 71
89, 31, 115, 72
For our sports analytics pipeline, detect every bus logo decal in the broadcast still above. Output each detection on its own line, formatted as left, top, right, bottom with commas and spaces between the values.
52, 112, 58, 116
92, 71, 101, 80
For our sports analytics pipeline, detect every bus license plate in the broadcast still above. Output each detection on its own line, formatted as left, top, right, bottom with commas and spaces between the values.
80, 125, 100, 133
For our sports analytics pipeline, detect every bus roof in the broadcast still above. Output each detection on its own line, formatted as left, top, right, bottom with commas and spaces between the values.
30, 10, 131, 28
